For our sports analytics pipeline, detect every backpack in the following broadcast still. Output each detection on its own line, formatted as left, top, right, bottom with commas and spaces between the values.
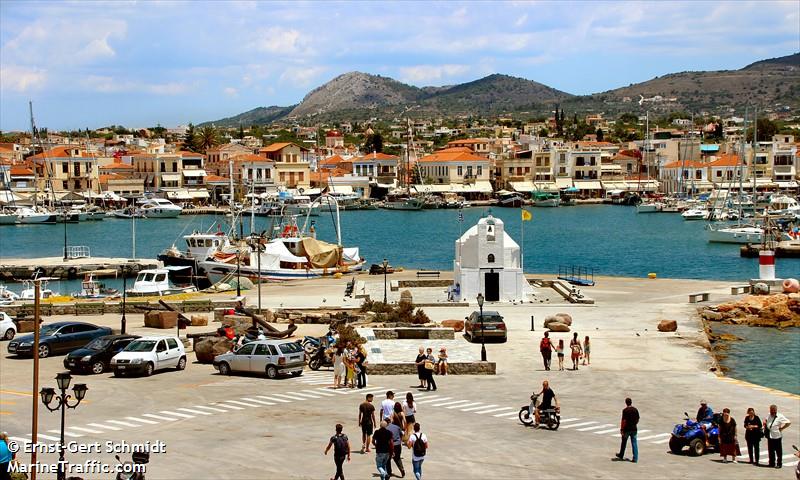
412, 433, 426, 458
333, 434, 348, 456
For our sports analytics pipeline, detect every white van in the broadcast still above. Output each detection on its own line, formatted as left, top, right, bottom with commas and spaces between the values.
111, 336, 186, 377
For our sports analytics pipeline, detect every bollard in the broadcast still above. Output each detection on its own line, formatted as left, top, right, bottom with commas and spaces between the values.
531, 315, 535, 331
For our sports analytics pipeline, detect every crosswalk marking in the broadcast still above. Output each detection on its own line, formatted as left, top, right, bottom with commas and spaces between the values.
594, 428, 622, 435
223, 400, 261, 408
416, 396, 451, 404
126, 416, 159, 425
193, 405, 230, 413
448, 402, 480, 410
493, 411, 520, 418
577, 424, 614, 432
559, 418, 581, 423
141, 414, 178, 422
176, 408, 212, 416
560, 421, 597, 429
431, 400, 472, 408
212, 402, 243, 410
271, 393, 308, 401
638, 433, 670, 441
652, 437, 671, 444
284, 391, 320, 399
346, 387, 386, 395
87, 422, 122, 430
48, 429, 83, 438
303, 389, 334, 397
33, 433, 60, 441
68, 426, 103, 434
256, 395, 291, 403
613, 429, 650, 438
474, 406, 513, 415
460, 404, 496, 412
241, 397, 276, 406
105, 420, 142, 428
160, 410, 195, 418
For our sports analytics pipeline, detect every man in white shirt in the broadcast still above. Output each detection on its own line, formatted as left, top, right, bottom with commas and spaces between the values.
764, 404, 791, 468
380, 391, 396, 423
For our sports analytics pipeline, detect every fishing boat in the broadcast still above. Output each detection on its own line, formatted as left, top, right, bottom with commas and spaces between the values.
532, 191, 560, 207
0, 285, 20, 305
20, 275, 59, 300
280, 194, 320, 216
559, 187, 578, 206
109, 207, 146, 219
382, 192, 423, 210
72, 273, 119, 299
137, 197, 183, 218
125, 268, 198, 296
158, 226, 233, 289
767, 195, 800, 218
497, 191, 525, 208
636, 201, 664, 213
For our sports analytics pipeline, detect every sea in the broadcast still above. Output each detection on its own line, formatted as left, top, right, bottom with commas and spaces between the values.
1, 204, 798, 391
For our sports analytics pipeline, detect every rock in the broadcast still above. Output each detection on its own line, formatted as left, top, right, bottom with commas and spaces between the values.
441, 319, 465, 332
701, 309, 724, 321
543, 315, 560, 328
144, 311, 177, 329
752, 283, 770, 295
716, 303, 737, 313
547, 322, 570, 332
194, 337, 233, 363
190, 315, 208, 327
657, 320, 677, 332
400, 290, 413, 304
554, 313, 573, 326
222, 315, 253, 335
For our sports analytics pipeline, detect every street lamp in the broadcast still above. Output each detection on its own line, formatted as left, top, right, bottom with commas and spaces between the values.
382, 258, 389, 304
40, 372, 88, 480
477, 293, 487, 362
121, 265, 128, 334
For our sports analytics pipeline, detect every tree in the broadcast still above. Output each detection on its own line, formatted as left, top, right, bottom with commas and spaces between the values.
596, 128, 604, 142
746, 118, 779, 142
363, 132, 383, 153
183, 123, 197, 151
197, 125, 220, 151
237, 124, 245, 140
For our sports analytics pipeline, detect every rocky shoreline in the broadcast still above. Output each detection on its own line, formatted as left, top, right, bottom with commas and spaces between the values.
699, 293, 800, 328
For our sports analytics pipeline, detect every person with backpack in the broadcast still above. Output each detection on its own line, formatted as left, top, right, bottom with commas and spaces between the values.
372, 421, 394, 480
324, 423, 351, 480
539, 332, 553, 371
407, 422, 428, 480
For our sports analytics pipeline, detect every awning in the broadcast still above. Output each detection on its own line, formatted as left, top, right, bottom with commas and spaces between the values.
328, 185, 354, 195
182, 170, 207, 177
534, 182, 558, 192
457, 181, 493, 193
166, 189, 192, 200
601, 164, 622, 172
776, 181, 799, 188
555, 177, 573, 188
509, 181, 536, 193
0, 190, 25, 204
601, 181, 628, 190
189, 190, 210, 198
161, 174, 180, 182
574, 180, 603, 190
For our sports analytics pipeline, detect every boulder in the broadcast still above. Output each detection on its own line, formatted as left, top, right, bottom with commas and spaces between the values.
144, 311, 177, 329
194, 337, 233, 363
547, 322, 570, 332
752, 283, 770, 295
222, 315, 253, 335
657, 320, 678, 332
440, 319, 465, 332
190, 315, 208, 327
543, 316, 560, 328
400, 290, 413, 304
554, 313, 573, 326
700, 309, 724, 321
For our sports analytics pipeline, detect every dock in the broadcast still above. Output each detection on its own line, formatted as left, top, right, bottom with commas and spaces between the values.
0, 256, 159, 281
740, 241, 800, 258
182, 207, 230, 215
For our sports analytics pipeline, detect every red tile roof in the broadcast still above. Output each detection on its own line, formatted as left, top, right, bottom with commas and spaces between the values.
357, 152, 399, 161
663, 160, 706, 168
707, 154, 741, 168
10, 166, 34, 176
99, 162, 134, 170
259, 142, 294, 153
418, 148, 487, 163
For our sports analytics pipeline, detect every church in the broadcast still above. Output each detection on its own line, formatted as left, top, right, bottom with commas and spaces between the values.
452, 214, 534, 303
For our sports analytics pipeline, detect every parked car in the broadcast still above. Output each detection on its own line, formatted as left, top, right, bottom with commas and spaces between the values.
64, 334, 140, 374
369, 263, 395, 275
7, 321, 113, 358
1, 312, 17, 340
213, 339, 305, 379
110, 336, 187, 377
464, 310, 507, 343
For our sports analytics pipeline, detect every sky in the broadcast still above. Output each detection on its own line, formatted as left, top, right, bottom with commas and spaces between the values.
1, 0, 798, 131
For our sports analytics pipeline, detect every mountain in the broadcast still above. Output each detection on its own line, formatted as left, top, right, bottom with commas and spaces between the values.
742, 52, 800, 70
200, 105, 295, 127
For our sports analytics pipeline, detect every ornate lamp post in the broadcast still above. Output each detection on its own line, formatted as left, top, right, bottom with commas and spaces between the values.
40, 372, 88, 480
382, 258, 389, 304
121, 265, 128, 334
477, 293, 486, 362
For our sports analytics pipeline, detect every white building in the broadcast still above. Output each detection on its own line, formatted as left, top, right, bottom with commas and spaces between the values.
453, 215, 534, 303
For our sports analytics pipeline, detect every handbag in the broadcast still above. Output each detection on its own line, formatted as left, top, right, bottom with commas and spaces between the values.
764, 416, 776, 439
424, 360, 434, 370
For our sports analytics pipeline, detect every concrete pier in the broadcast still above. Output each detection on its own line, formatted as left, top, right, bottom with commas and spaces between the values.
0, 256, 159, 281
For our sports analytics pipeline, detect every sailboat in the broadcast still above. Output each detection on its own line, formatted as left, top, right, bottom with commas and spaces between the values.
382, 120, 423, 211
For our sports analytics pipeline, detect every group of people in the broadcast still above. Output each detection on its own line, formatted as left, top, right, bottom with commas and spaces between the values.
414, 346, 446, 391
332, 342, 369, 389
325, 391, 430, 480
697, 401, 792, 467
539, 332, 590, 371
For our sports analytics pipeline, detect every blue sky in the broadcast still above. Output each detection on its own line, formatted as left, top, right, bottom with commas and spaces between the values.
1, 0, 798, 131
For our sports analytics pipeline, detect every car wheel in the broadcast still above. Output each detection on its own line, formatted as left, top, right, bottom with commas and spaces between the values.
266, 365, 278, 379
176, 356, 187, 371
688, 438, 705, 456
38, 344, 50, 358
144, 362, 154, 377
218, 362, 231, 375
668, 436, 683, 454
3, 328, 14, 340
91, 361, 105, 374
291, 370, 302, 377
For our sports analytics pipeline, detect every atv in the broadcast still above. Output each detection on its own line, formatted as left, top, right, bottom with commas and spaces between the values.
669, 412, 721, 456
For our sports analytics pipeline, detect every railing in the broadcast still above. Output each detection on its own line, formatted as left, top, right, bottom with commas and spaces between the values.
64, 246, 91, 259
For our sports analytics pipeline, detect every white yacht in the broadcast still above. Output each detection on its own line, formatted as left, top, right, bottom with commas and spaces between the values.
681, 207, 710, 221
0, 209, 18, 225
706, 224, 765, 244
381, 193, 424, 210
16, 206, 58, 224
767, 195, 800, 218
126, 269, 198, 296
281, 195, 320, 217
20, 277, 59, 300
636, 201, 664, 213
137, 197, 183, 218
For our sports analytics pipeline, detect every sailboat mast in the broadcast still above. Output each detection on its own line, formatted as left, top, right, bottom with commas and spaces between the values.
406, 119, 412, 193
752, 107, 758, 201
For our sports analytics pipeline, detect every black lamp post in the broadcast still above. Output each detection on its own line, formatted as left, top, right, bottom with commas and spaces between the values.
382, 258, 389, 304
236, 244, 242, 297
477, 293, 486, 361
40, 372, 88, 480
62, 201, 68, 261
121, 266, 128, 334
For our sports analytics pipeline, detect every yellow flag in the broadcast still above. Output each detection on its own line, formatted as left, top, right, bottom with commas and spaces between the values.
521, 209, 532, 221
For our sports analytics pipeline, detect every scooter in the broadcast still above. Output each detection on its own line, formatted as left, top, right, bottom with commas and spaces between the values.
518, 393, 560, 430
115, 450, 149, 480
308, 345, 334, 370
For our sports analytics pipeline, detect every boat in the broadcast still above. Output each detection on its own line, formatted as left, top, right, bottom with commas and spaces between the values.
16, 206, 58, 224
706, 224, 767, 244
497, 191, 525, 208
532, 191, 560, 207
0, 209, 18, 225
0, 285, 20, 305
125, 268, 198, 296
559, 187, 578, 206
72, 273, 119, 299
681, 207, 710, 221
767, 195, 800, 218
157, 226, 233, 289
20, 275, 59, 300
110, 207, 146, 219
382, 193, 423, 210
636, 201, 664, 213
137, 197, 183, 218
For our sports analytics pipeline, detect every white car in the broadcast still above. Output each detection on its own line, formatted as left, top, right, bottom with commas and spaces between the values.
0, 312, 17, 340
110, 336, 186, 377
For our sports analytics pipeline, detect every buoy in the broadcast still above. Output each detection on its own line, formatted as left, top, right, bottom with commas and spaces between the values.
648, 272, 657, 279
759, 250, 775, 280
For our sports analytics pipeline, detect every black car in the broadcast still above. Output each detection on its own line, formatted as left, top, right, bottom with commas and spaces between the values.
64, 334, 140, 374
7, 322, 113, 358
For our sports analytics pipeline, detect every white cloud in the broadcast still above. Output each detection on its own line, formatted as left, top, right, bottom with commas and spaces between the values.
223, 87, 239, 97
3, 19, 127, 66
279, 66, 326, 87
398, 64, 471, 84
0, 64, 47, 92
250, 27, 314, 55
514, 13, 528, 27
84, 75, 190, 95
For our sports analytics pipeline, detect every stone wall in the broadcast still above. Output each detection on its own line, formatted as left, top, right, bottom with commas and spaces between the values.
4, 299, 239, 317
367, 362, 496, 375
397, 280, 452, 288
371, 328, 455, 340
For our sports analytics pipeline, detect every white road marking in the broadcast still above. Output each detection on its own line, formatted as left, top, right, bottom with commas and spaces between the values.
344, 387, 385, 395
493, 411, 520, 418
68, 426, 104, 434
223, 400, 261, 408
449, 402, 480, 410
652, 437, 672, 444
284, 391, 320, 399
10, 436, 30, 445
192, 405, 230, 413
105, 420, 142, 428
176, 408, 212, 416
415, 396, 451, 404
430, 400, 472, 408
159, 410, 195, 418
271, 393, 307, 401
637, 433, 670, 441
460, 404, 496, 412
257, 395, 291, 403
48, 429, 83, 438
560, 421, 598, 429
126, 416, 160, 425
577, 423, 615, 432
141, 414, 178, 422
559, 418, 581, 423
240, 397, 276, 406
303, 389, 334, 397
474, 406, 513, 415
87, 422, 123, 430
594, 428, 622, 435
613, 429, 650, 438
32, 433, 61, 441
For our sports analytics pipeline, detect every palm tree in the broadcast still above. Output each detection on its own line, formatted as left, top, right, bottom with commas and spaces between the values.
197, 125, 219, 152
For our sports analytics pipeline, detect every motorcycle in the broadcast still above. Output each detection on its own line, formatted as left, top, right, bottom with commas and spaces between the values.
115, 450, 149, 480
668, 412, 720, 456
302, 335, 320, 355
518, 393, 560, 430
308, 345, 334, 371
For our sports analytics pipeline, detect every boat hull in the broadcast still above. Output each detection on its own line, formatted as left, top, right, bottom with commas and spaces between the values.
201, 260, 365, 284
707, 228, 763, 244
534, 199, 560, 207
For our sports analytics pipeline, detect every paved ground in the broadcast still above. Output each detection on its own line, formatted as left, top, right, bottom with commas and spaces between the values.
1, 273, 798, 479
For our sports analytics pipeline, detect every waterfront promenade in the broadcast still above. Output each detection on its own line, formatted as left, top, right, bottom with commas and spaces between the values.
0, 272, 797, 479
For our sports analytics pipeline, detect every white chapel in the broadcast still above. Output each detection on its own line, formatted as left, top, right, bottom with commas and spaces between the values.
452, 214, 534, 303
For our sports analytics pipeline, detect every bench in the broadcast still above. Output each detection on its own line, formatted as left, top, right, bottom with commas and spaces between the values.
688, 292, 710, 303
416, 271, 441, 278
730, 285, 752, 295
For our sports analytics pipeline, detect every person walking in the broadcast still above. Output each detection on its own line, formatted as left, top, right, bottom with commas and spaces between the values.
358, 394, 377, 453
424, 348, 437, 391
0, 432, 16, 480
386, 413, 406, 478
718, 408, 738, 463
413, 347, 427, 389
539, 332, 553, 371
324, 423, 351, 480
743, 407, 763, 465
355, 344, 368, 389
764, 404, 792, 468
616, 397, 639, 463
333, 345, 346, 389
372, 421, 394, 480
555, 339, 565, 371
403, 393, 417, 439
569, 332, 582, 370
381, 391, 396, 422
582, 335, 591, 366
407, 422, 428, 480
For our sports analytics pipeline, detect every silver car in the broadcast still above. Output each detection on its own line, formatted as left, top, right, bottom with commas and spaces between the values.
213, 339, 305, 379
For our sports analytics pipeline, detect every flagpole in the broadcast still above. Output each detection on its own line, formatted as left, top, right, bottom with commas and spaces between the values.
520, 207, 524, 272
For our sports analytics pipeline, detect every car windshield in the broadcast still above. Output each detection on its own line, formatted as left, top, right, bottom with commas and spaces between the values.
278, 343, 303, 354
124, 340, 156, 352
85, 338, 112, 350
39, 325, 61, 336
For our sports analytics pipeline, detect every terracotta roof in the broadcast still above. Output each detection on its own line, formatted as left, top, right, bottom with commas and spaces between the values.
99, 162, 134, 170
10, 166, 34, 175
447, 138, 486, 145
319, 154, 345, 166
357, 152, 399, 161
707, 154, 741, 168
326, 130, 343, 137
28, 146, 86, 160
231, 153, 272, 163
612, 153, 638, 161
259, 142, 293, 153
418, 148, 488, 163
662, 160, 706, 168
178, 150, 205, 158
577, 141, 615, 147
205, 174, 230, 183
0, 146, 14, 153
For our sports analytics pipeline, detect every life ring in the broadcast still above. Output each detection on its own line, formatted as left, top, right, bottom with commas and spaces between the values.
67, 266, 79, 279
33, 266, 46, 278
282, 225, 298, 238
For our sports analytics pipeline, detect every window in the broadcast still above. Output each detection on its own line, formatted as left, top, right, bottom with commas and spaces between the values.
160, 162, 166, 171
279, 172, 286, 181
266, 169, 271, 179
172, 162, 178, 172
268, 344, 279, 355
236, 343, 255, 355
477, 165, 482, 176
254, 344, 269, 355
457, 166, 463, 176
298, 172, 304, 182
716, 171, 722, 177
156, 340, 167, 352
167, 338, 179, 349
508, 167, 514, 174
524, 167, 530, 173
62, 162, 69, 174
154, 273, 166, 282
279, 342, 303, 354
487, 254, 495, 263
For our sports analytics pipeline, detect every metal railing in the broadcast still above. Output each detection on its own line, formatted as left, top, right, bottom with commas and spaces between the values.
63, 246, 91, 259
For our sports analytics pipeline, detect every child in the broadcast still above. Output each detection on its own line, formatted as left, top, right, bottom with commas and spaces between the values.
437, 347, 448, 375
582, 336, 591, 366
555, 339, 565, 371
